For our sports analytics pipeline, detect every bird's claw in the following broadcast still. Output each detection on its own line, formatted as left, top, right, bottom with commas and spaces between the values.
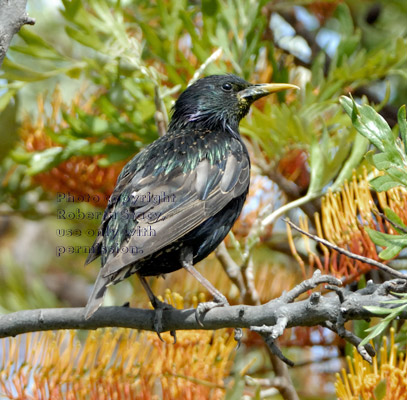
234, 328, 243, 349
195, 292, 229, 326
152, 299, 177, 343
195, 301, 223, 326
195, 295, 242, 346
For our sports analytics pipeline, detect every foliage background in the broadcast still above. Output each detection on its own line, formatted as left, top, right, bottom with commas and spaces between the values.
0, 0, 407, 399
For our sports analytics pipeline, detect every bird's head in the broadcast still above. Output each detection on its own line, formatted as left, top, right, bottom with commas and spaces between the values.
169, 74, 299, 133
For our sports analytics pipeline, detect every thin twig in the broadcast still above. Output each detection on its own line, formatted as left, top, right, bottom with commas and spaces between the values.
284, 218, 407, 280
153, 85, 168, 137
262, 194, 321, 229
281, 270, 342, 303
188, 48, 223, 87
215, 242, 246, 299
373, 209, 407, 235
241, 259, 261, 305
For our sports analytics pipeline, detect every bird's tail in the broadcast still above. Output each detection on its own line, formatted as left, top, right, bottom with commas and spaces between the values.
84, 269, 109, 319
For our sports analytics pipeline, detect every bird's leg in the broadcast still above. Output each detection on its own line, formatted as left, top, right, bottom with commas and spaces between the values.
137, 274, 176, 343
181, 248, 243, 345
182, 259, 229, 313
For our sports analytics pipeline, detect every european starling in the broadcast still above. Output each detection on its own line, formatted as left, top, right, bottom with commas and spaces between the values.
84, 75, 298, 329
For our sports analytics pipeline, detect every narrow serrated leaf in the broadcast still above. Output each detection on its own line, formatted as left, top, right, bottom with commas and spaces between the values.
378, 244, 403, 260
369, 175, 401, 192
364, 306, 392, 315
361, 321, 389, 345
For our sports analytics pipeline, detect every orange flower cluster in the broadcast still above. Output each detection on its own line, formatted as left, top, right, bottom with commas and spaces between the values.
0, 293, 236, 400
336, 328, 407, 399
278, 148, 310, 192
287, 170, 407, 281
20, 90, 125, 208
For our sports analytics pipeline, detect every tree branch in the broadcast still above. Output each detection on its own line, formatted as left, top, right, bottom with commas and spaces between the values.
0, 0, 35, 67
215, 241, 246, 300
2, 274, 407, 364
216, 238, 295, 398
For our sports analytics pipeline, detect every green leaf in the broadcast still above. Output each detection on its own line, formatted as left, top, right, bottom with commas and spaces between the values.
339, 96, 354, 120
398, 105, 407, 155
335, 33, 361, 67
362, 302, 407, 345
383, 298, 407, 304
61, 0, 81, 19
225, 376, 245, 400
311, 52, 326, 87
25, 138, 93, 175
335, 3, 354, 36
366, 228, 407, 247
340, 96, 393, 152
370, 152, 396, 171
1, 59, 51, 82
0, 89, 17, 113
10, 149, 32, 164
369, 175, 402, 192
0, 99, 18, 162
378, 244, 403, 260
384, 208, 407, 233
307, 135, 326, 196
331, 133, 369, 191
26, 147, 64, 175
364, 306, 392, 315
365, 227, 407, 259
65, 26, 104, 51
12, 28, 64, 60
18, 27, 57, 50
360, 320, 389, 345
1, 58, 78, 82
97, 145, 135, 166
386, 167, 407, 186
374, 380, 387, 400
340, 99, 407, 193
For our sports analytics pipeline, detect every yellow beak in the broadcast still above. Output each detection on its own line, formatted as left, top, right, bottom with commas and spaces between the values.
237, 83, 300, 101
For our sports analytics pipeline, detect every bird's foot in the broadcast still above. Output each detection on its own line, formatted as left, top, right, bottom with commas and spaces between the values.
195, 292, 229, 326
195, 293, 243, 347
151, 298, 177, 343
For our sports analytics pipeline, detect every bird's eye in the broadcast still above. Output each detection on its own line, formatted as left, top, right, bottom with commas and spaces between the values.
222, 83, 233, 92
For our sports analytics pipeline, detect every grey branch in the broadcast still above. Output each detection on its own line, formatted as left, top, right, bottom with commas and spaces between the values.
0, 0, 35, 67
215, 241, 246, 300
1, 273, 407, 365
216, 239, 294, 398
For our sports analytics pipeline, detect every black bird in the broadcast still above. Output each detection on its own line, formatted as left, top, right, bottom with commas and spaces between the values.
84, 75, 298, 329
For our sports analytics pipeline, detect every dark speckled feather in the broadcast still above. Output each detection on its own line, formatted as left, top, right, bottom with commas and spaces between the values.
84, 74, 295, 318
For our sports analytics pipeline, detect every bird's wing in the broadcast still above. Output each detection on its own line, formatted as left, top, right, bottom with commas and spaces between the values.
94, 134, 249, 277
84, 157, 140, 265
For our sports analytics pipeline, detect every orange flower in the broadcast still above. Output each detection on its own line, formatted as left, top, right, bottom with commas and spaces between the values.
336, 327, 407, 399
287, 169, 407, 281
0, 292, 236, 400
